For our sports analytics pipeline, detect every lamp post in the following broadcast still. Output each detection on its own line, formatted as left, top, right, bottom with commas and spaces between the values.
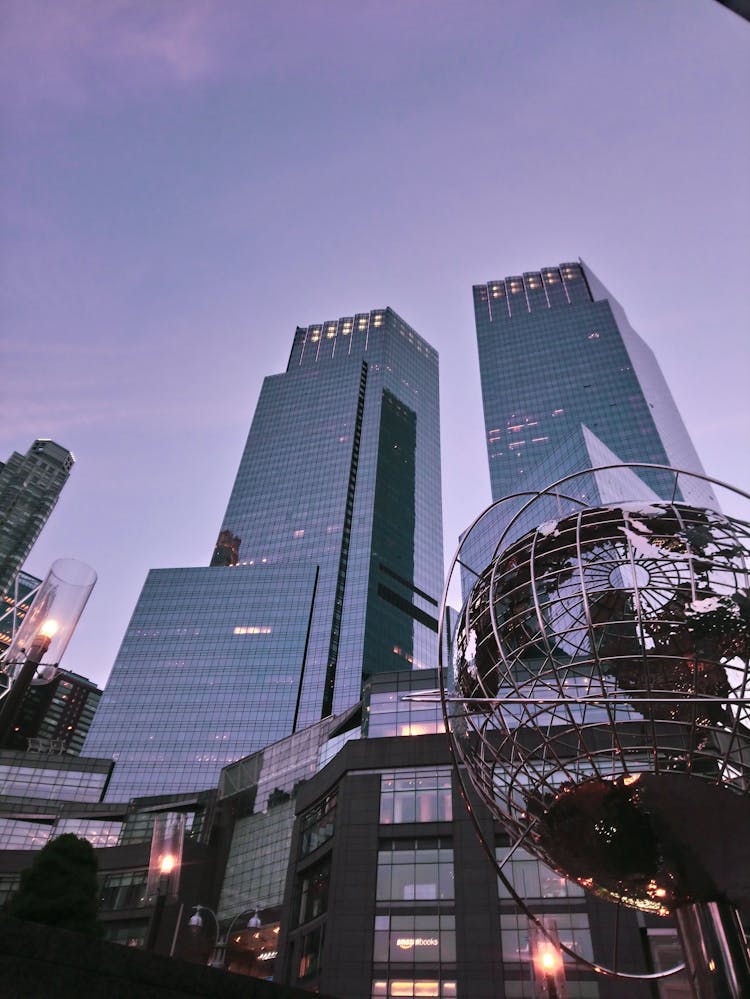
144, 812, 185, 952
188, 905, 262, 970
530, 919, 567, 999
0, 559, 96, 746
145, 853, 177, 951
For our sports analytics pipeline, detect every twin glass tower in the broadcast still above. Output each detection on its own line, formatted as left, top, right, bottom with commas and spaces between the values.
84, 262, 711, 801
84, 308, 443, 799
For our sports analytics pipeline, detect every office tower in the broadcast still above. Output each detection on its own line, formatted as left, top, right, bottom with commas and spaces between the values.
0, 440, 74, 598
0, 570, 41, 656
2, 668, 101, 755
214, 307, 443, 725
84, 308, 443, 799
472, 261, 715, 509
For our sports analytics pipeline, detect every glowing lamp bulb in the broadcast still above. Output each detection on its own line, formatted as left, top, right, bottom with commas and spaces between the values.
538, 947, 561, 973
159, 853, 176, 875
39, 619, 60, 639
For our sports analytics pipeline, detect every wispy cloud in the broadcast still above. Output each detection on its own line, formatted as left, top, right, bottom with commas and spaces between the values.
0, 0, 237, 115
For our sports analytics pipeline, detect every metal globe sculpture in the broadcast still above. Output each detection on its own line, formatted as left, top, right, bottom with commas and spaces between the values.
440, 467, 750, 940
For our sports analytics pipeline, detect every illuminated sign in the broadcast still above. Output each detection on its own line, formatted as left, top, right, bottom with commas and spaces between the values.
395, 936, 439, 950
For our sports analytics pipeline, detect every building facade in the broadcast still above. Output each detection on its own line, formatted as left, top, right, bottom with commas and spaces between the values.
0, 440, 74, 598
2, 667, 101, 755
83, 308, 443, 799
214, 307, 443, 725
277, 726, 687, 999
472, 261, 714, 509
0, 570, 41, 657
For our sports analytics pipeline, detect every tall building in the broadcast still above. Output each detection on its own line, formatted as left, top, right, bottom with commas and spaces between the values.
472, 261, 714, 510
0, 440, 74, 598
2, 668, 101, 755
84, 308, 443, 799
0, 570, 41, 656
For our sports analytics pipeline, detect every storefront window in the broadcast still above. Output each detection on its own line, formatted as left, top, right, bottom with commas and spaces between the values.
503, 982, 599, 998
500, 913, 593, 964
380, 769, 452, 824
374, 914, 456, 964
377, 840, 454, 902
496, 846, 584, 899
372, 980, 457, 997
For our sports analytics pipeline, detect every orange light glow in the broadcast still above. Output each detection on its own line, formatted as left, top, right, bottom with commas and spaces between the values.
39, 618, 60, 639
159, 853, 176, 875
536, 946, 563, 975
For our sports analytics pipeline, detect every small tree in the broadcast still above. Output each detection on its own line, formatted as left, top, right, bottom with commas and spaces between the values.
4, 833, 102, 936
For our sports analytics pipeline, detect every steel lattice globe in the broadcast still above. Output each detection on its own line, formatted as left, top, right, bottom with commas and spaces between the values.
441, 469, 750, 915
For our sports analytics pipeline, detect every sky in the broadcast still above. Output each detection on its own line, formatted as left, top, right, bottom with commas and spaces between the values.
1, 0, 748, 689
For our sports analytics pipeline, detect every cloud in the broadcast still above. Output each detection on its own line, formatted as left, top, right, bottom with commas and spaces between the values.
0, 0, 235, 114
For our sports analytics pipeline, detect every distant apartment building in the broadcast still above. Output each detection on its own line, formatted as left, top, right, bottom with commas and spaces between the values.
0, 440, 74, 597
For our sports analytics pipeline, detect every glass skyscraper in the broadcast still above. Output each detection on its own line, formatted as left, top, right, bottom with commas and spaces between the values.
459, 259, 717, 587
472, 259, 715, 510
0, 440, 74, 598
84, 307, 443, 799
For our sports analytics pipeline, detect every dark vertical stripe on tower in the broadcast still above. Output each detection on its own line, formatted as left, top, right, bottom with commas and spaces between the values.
293, 565, 320, 733
362, 389, 417, 679
321, 361, 368, 717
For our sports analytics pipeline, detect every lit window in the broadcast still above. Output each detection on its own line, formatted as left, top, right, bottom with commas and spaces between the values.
372, 980, 457, 997
293, 529, 305, 538
587, 331, 600, 339
377, 840, 454, 902
497, 847, 584, 900
233, 626, 272, 635
500, 911, 592, 964
380, 769, 452, 823
374, 914, 455, 965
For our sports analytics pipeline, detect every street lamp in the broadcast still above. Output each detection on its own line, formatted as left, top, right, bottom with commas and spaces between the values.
530, 918, 567, 999
188, 904, 262, 969
0, 559, 96, 745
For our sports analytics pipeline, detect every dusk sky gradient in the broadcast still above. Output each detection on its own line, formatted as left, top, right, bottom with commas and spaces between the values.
1, 0, 748, 688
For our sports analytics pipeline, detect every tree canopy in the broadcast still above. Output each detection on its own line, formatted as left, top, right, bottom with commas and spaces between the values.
4, 833, 102, 936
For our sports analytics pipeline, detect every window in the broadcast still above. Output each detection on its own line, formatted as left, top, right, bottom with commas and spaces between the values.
102, 919, 148, 948
369, 691, 445, 738
646, 929, 692, 998
0, 874, 20, 907
297, 856, 330, 925
372, 980, 457, 997
377, 840, 454, 902
503, 982, 599, 998
300, 789, 337, 857
496, 847, 584, 899
100, 870, 149, 911
298, 924, 325, 979
374, 914, 455, 964
380, 769, 452, 824
500, 913, 593, 964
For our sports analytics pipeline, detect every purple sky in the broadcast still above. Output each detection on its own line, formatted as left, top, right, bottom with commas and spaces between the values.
1, 1, 748, 689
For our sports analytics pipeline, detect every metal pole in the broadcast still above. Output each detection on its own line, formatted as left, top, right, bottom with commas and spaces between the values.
675, 901, 750, 999
0, 647, 48, 745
